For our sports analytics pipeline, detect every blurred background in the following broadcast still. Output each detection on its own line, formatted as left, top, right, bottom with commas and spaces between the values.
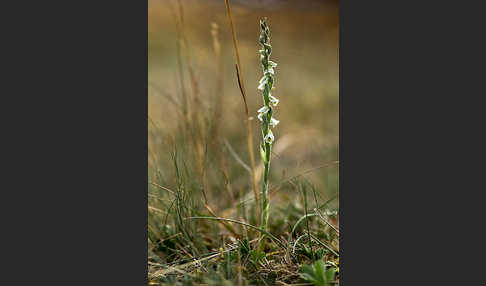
148, 0, 338, 215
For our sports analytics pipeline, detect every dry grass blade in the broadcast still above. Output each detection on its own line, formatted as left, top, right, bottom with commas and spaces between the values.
309, 234, 339, 257
291, 213, 317, 238
186, 216, 286, 249
235, 63, 249, 115
224, 0, 260, 215
149, 206, 168, 215
151, 262, 196, 278
203, 203, 240, 238
224, 138, 251, 173
149, 182, 175, 195
151, 243, 242, 277
314, 208, 340, 235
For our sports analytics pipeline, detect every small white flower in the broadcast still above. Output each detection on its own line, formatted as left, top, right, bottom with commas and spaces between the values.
268, 60, 277, 68
258, 81, 266, 91
264, 130, 274, 144
259, 76, 267, 85
257, 112, 264, 121
258, 106, 270, 114
265, 67, 274, 75
269, 95, 279, 106
270, 117, 279, 127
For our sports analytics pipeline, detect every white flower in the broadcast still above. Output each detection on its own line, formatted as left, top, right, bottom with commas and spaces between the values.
258, 81, 266, 91
264, 130, 274, 144
259, 76, 267, 85
269, 95, 279, 106
265, 67, 274, 75
257, 112, 264, 121
258, 106, 270, 114
268, 60, 277, 68
270, 117, 279, 127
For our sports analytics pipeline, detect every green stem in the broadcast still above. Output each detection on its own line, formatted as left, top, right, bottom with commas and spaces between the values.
258, 18, 278, 252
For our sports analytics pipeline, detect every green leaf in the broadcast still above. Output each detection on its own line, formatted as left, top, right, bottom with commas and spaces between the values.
239, 238, 250, 256
299, 265, 317, 283
299, 259, 335, 286
260, 145, 267, 163
325, 267, 335, 283
314, 260, 326, 283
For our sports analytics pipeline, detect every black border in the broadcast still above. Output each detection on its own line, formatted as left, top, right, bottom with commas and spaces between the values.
338, 0, 481, 284
3, 0, 148, 284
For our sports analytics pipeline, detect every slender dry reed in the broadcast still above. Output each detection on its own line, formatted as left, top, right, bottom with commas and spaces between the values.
170, 0, 210, 203
210, 22, 224, 142
223, 0, 260, 220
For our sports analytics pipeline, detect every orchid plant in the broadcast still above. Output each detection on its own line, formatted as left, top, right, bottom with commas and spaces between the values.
257, 18, 279, 243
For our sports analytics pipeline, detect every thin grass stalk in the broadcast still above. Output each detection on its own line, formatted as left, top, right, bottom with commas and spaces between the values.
203, 203, 239, 238
210, 22, 235, 206
172, 0, 210, 204
167, 1, 192, 146
223, 0, 260, 217
210, 22, 224, 141
302, 182, 314, 260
